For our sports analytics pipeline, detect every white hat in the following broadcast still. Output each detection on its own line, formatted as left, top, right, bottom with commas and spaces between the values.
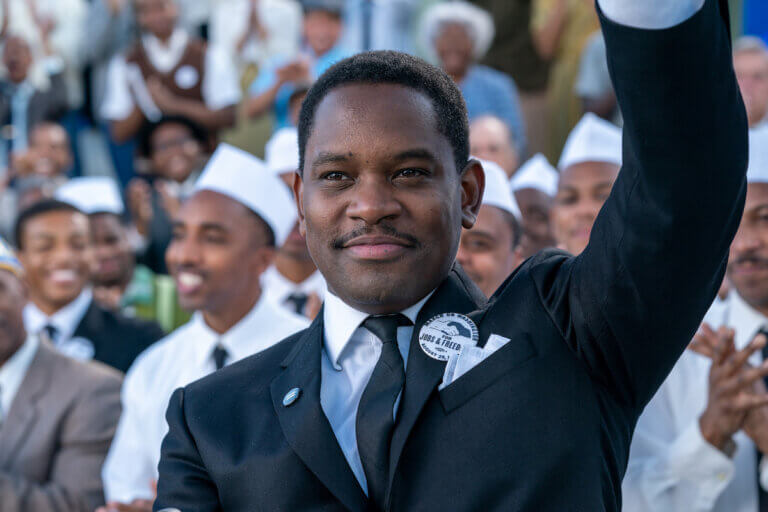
55, 177, 124, 215
419, 1, 495, 62
510, 154, 559, 197
265, 127, 300, 177
194, 144, 296, 246
558, 113, 623, 171
748, 125, 768, 184
478, 159, 521, 221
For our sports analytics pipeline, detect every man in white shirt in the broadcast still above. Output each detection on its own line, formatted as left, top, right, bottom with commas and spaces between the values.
623, 128, 768, 512
16, 199, 164, 372
456, 160, 523, 297
510, 153, 558, 258
261, 127, 325, 318
101, 0, 241, 143
100, 144, 309, 510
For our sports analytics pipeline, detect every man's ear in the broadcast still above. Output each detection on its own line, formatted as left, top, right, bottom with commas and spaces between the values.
460, 159, 485, 229
292, 170, 307, 238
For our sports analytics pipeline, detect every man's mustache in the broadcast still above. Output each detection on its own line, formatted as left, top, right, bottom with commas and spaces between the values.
332, 225, 420, 249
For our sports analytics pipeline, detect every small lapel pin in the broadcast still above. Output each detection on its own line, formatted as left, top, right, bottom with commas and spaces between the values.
283, 387, 301, 407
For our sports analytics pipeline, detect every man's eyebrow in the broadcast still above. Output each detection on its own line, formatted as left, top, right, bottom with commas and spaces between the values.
391, 148, 439, 163
311, 152, 351, 169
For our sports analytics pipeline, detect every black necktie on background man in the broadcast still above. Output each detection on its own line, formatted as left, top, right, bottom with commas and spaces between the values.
285, 293, 309, 315
212, 344, 229, 371
356, 314, 412, 510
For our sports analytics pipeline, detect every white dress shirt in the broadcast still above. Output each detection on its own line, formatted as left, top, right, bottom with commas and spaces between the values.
23, 289, 94, 361
261, 265, 326, 315
102, 295, 309, 502
101, 28, 242, 121
320, 288, 431, 495
623, 292, 768, 512
0, 335, 39, 422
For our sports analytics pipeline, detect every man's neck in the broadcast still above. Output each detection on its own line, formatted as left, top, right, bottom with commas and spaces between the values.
274, 253, 316, 284
202, 288, 262, 335
29, 294, 73, 317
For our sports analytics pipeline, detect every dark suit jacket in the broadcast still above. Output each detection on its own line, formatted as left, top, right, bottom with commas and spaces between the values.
0, 341, 122, 512
154, 1, 749, 510
73, 299, 165, 373
0, 73, 68, 131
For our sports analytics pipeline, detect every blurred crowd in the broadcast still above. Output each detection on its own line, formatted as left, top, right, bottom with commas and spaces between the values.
0, 0, 765, 510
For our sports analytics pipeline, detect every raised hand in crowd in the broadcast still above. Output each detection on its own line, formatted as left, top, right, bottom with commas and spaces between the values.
276, 58, 311, 86
237, 0, 268, 53
690, 324, 768, 452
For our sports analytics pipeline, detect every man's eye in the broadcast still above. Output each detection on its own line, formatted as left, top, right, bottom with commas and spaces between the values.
321, 171, 348, 181
394, 168, 426, 179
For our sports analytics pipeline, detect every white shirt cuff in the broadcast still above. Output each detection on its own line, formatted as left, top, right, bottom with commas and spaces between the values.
597, 0, 706, 29
760, 456, 768, 492
666, 421, 735, 507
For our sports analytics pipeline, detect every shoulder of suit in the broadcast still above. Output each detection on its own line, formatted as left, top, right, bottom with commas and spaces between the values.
37, 342, 122, 391
184, 328, 307, 398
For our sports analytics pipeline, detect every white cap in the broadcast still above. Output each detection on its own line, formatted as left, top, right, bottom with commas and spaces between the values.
510, 153, 558, 197
194, 144, 296, 246
265, 127, 299, 177
419, 1, 495, 62
558, 113, 623, 171
748, 125, 768, 184
478, 159, 521, 221
55, 177, 124, 215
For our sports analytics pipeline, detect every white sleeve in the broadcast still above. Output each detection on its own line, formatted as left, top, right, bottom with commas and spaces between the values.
760, 457, 768, 493
102, 362, 157, 502
100, 55, 136, 121
203, 45, 242, 110
596, 0, 706, 29
623, 374, 735, 512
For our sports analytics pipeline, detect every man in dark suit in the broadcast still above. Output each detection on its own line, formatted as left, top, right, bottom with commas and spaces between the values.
16, 200, 164, 373
155, 0, 751, 510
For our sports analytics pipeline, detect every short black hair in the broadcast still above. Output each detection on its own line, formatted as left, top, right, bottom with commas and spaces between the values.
14, 199, 83, 250
137, 115, 209, 159
298, 50, 469, 173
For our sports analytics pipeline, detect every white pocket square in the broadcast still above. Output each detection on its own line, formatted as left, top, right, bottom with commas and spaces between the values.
439, 333, 511, 390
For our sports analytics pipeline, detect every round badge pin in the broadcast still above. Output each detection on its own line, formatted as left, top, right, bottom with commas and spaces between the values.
418, 313, 479, 361
174, 65, 199, 89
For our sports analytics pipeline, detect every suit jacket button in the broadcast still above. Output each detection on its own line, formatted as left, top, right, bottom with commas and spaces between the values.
283, 387, 301, 407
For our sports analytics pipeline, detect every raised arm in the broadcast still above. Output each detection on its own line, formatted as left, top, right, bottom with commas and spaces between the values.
537, 0, 748, 410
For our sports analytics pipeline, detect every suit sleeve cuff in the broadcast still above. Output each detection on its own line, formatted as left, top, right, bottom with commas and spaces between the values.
665, 421, 735, 507
597, 0, 705, 29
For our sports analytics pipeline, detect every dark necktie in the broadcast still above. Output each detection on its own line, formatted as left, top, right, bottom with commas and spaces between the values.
356, 314, 412, 510
42, 324, 59, 344
212, 344, 229, 370
285, 293, 309, 315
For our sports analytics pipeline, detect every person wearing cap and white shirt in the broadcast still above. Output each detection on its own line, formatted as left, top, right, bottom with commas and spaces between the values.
622, 126, 768, 512
550, 112, 622, 255
456, 160, 523, 297
510, 153, 559, 258
262, 127, 325, 318
100, 144, 310, 509
55, 177, 189, 333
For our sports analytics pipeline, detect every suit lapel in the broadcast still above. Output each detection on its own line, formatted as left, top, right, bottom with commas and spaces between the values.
387, 266, 485, 489
72, 301, 103, 356
0, 342, 52, 469
270, 313, 368, 512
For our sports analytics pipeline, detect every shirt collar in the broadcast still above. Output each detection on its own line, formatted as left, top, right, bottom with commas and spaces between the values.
23, 288, 93, 343
261, 265, 326, 302
726, 291, 768, 350
142, 28, 189, 73
0, 334, 39, 415
322, 287, 433, 368
192, 295, 289, 368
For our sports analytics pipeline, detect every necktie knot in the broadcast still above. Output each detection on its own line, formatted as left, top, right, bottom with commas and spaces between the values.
42, 324, 59, 344
362, 314, 412, 345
